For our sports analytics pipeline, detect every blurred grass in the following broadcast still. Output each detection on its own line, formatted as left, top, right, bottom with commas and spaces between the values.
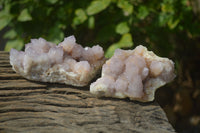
0, 0, 200, 132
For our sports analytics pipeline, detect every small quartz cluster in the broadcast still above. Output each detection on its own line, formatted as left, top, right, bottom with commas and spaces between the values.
10, 36, 105, 86
90, 45, 175, 102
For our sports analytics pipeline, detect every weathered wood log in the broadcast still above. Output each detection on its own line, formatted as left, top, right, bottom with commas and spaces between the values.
0, 51, 175, 133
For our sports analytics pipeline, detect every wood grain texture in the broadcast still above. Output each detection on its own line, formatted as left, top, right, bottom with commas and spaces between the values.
0, 51, 175, 133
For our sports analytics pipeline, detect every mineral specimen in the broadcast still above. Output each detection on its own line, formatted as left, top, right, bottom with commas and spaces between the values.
90, 45, 175, 102
10, 36, 105, 86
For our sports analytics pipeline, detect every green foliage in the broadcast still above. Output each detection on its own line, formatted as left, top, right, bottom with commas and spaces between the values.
88, 16, 95, 29
73, 9, 87, 26
86, 0, 111, 15
3, 29, 17, 39
137, 6, 149, 20
106, 33, 133, 57
17, 9, 32, 22
47, 25, 64, 44
0, 0, 199, 59
4, 39, 23, 51
117, 0, 133, 16
0, 4, 13, 30
45, 0, 58, 4
116, 22, 130, 35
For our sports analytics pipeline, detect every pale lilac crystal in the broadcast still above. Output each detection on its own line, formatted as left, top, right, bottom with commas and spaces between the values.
10, 49, 25, 72
10, 35, 105, 86
71, 45, 84, 59
90, 45, 176, 102
150, 61, 164, 77
91, 45, 104, 60
58, 35, 76, 53
115, 77, 128, 92
48, 46, 64, 64
74, 61, 91, 77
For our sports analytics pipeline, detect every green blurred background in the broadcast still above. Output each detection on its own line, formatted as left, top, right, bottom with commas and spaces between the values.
0, 0, 200, 132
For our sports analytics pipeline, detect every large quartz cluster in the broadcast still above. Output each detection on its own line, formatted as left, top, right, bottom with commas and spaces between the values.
10, 36, 105, 86
90, 45, 175, 102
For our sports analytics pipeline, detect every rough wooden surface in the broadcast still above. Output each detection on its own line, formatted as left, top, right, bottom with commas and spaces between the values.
0, 51, 175, 133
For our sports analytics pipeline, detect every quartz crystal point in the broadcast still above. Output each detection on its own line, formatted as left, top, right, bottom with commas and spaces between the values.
10, 36, 106, 86
90, 45, 175, 102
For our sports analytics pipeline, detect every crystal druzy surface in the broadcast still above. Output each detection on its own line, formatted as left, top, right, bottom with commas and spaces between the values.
90, 45, 175, 102
10, 36, 105, 86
